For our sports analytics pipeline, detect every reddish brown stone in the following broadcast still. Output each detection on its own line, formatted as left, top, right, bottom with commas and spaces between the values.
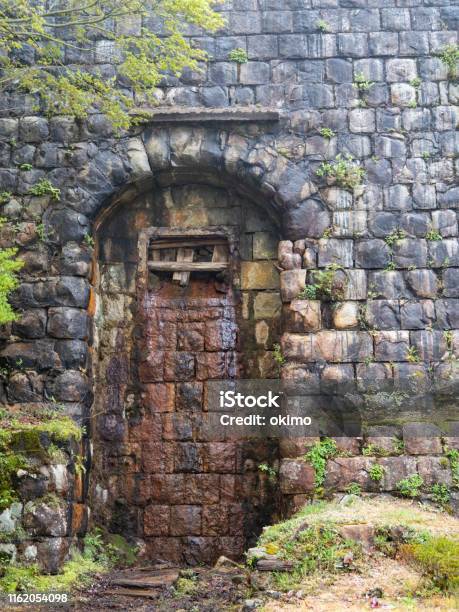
279, 459, 315, 494
170, 505, 201, 536
143, 505, 170, 536
333, 437, 361, 455
228, 503, 245, 536
164, 351, 195, 382
151, 474, 185, 504
145, 320, 177, 350
416, 456, 452, 487
139, 351, 164, 382
279, 437, 320, 458
196, 352, 228, 380
142, 442, 175, 473
220, 475, 236, 502
185, 474, 220, 505
202, 505, 229, 536
219, 536, 245, 561
182, 536, 217, 566
403, 423, 443, 455
377, 456, 418, 491
324, 457, 373, 490
203, 442, 237, 473
141, 383, 175, 413
176, 382, 203, 412
205, 320, 237, 351
145, 537, 182, 564
162, 414, 193, 441
130, 415, 162, 442
174, 442, 204, 473
177, 323, 205, 351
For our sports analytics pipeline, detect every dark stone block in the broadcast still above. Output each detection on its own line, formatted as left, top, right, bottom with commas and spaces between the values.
12, 309, 47, 339
355, 240, 391, 268
45, 370, 90, 403
48, 308, 89, 339
55, 340, 88, 369
283, 198, 330, 240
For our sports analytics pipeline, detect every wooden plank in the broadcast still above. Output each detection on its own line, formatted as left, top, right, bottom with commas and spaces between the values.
173, 247, 194, 286
151, 239, 227, 250
256, 559, 294, 572
212, 244, 229, 263
148, 262, 229, 272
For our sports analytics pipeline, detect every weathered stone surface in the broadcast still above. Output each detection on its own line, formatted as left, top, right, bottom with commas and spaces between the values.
374, 331, 410, 362
253, 293, 282, 319
282, 198, 330, 240
284, 300, 321, 333
241, 262, 279, 290
280, 270, 306, 303
47, 308, 89, 339
279, 459, 315, 494
403, 423, 442, 455
332, 302, 359, 330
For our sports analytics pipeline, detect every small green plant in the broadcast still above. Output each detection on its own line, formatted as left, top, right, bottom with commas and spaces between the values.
445, 448, 459, 486
410, 77, 421, 88
421, 151, 431, 160
384, 228, 406, 247
305, 438, 338, 491
437, 43, 459, 79
19, 163, 33, 171
362, 443, 389, 457
228, 48, 248, 64
322, 226, 333, 238
83, 233, 95, 247
36, 223, 46, 241
28, 179, 61, 201
0, 192, 11, 205
400, 535, 459, 592
406, 346, 420, 363
396, 474, 424, 498
425, 228, 442, 241
299, 264, 346, 302
316, 19, 330, 33
299, 284, 318, 300
369, 464, 385, 482
319, 127, 335, 139
273, 343, 285, 366
353, 71, 373, 92
345, 482, 361, 496
258, 463, 277, 479
316, 154, 365, 190
430, 483, 450, 508
385, 261, 396, 271
408, 99, 417, 108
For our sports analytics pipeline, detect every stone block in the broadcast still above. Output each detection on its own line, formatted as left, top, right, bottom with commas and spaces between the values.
392, 239, 428, 268
318, 239, 353, 268
378, 456, 418, 491
324, 457, 373, 490
241, 262, 279, 290
416, 456, 452, 487
386, 59, 417, 82
343, 270, 367, 300
400, 300, 435, 330
405, 269, 439, 298
253, 293, 282, 319
349, 109, 375, 134
411, 330, 447, 361
12, 309, 47, 339
403, 423, 442, 455
47, 308, 89, 340
253, 232, 277, 260
443, 268, 459, 298
315, 330, 373, 362
279, 459, 315, 494
143, 505, 170, 536
332, 302, 359, 330
169, 506, 201, 536
355, 240, 391, 269
284, 300, 321, 332
280, 269, 306, 302
281, 333, 315, 362
369, 32, 399, 56
374, 331, 410, 361
283, 198, 330, 240
432, 210, 457, 237
391, 83, 416, 107
366, 300, 400, 330
142, 384, 175, 413
337, 33, 368, 58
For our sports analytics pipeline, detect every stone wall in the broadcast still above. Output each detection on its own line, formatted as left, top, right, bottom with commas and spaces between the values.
0, 0, 458, 568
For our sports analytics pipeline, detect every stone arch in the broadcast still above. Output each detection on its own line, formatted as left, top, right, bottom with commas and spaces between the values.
86, 121, 314, 564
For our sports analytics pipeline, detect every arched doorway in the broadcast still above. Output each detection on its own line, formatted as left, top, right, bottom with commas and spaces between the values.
89, 175, 282, 564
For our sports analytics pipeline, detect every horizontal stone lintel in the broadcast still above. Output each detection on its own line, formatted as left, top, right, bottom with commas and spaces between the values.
130, 106, 281, 123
